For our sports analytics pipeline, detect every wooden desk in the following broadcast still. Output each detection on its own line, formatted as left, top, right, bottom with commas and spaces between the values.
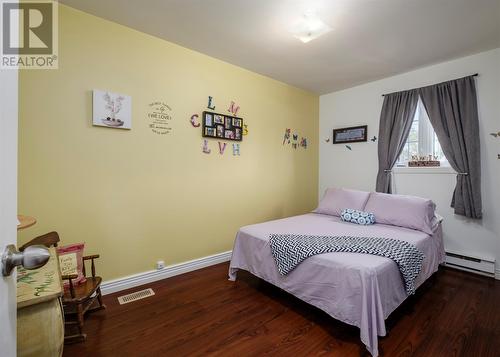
17, 247, 64, 357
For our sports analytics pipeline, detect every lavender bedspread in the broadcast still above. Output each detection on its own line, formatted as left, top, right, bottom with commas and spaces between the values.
228, 213, 445, 357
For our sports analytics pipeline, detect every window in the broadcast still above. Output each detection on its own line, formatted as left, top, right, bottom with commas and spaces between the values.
397, 98, 447, 166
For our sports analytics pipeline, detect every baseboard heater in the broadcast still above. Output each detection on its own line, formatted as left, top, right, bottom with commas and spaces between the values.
444, 251, 495, 278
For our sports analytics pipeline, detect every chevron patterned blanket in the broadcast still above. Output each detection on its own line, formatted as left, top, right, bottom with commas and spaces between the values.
269, 234, 425, 295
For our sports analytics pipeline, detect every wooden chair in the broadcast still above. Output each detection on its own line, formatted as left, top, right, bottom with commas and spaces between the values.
19, 231, 60, 251
20, 231, 106, 343
62, 254, 106, 343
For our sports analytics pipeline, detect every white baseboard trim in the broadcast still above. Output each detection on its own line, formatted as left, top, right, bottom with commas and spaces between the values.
101, 250, 232, 295
496, 269, 500, 280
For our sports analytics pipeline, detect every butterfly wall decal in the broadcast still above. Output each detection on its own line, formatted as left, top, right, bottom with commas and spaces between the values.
370, 136, 377, 142
345, 145, 352, 151
282, 128, 291, 145
490, 132, 500, 138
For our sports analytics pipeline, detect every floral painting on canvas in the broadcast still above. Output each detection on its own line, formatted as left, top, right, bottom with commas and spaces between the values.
92, 89, 132, 129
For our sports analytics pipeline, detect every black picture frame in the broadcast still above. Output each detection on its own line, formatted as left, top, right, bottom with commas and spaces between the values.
332, 125, 368, 144
202, 111, 243, 142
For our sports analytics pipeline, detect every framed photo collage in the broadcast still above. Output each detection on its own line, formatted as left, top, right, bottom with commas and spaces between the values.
202, 111, 243, 141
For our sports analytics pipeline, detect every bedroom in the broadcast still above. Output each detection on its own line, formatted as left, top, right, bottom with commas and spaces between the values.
0, 0, 499, 356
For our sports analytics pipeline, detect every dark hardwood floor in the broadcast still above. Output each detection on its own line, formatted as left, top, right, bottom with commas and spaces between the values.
63, 264, 500, 357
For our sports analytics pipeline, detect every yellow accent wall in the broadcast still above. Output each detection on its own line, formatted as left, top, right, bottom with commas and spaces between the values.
18, 5, 319, 281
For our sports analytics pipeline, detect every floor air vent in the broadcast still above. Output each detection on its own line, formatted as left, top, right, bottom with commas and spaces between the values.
117, 288, 155, 305
445, 251, 495, 278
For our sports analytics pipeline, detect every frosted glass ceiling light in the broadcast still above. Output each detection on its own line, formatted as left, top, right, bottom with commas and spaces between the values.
290, 12, 332, 43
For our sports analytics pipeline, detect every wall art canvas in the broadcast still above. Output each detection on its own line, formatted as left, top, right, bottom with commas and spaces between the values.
332, 125, 367, 144
93, 89, 132, 129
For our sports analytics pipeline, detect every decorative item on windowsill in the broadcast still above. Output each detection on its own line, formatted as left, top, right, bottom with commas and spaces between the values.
408, 155, 441, 167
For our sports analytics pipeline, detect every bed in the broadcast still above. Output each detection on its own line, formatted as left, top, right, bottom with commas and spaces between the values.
228, 189, 445, 357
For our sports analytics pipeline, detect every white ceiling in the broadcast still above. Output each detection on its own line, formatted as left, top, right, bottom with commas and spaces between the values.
60, 0, 500, 94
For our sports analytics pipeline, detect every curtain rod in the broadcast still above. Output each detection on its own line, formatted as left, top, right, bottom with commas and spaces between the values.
381, 73, 479, 97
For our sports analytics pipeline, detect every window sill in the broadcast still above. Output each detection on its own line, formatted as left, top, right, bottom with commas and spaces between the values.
393, 166, 456, 175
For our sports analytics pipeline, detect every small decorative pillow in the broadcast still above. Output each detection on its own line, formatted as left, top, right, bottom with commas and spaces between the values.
340, 208, 375, 225
56, 243, 86, 288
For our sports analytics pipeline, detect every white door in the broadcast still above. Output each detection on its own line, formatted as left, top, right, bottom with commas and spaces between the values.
0, 64, 18, 356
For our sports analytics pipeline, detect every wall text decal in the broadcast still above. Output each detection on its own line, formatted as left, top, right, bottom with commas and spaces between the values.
147, 102, 172, 135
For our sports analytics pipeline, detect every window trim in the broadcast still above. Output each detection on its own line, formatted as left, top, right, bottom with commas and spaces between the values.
393, 166, 456, 175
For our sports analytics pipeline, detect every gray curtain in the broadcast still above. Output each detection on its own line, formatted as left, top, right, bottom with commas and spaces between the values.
375, 89, 419, 193
419, 75, 482, 218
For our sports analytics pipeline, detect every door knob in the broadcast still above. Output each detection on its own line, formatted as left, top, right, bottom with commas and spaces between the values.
1, 244, 50, 277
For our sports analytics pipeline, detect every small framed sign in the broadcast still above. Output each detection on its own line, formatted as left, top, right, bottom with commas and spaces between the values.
202, 111, 243, 141
332, 125, 367, 144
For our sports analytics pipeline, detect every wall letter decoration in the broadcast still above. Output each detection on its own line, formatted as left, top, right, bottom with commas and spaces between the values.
190, 114, 200, 127
232, 143, 240, 156
243, 124, 249, 136
207, 96, 216, 110
218, 142, 227, 155
227, 101, 240, 116
300, 137, 308, 149
202, 139, 211, 154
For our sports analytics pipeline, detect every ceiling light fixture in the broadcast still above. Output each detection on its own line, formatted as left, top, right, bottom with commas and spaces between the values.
289, 11, 332, 43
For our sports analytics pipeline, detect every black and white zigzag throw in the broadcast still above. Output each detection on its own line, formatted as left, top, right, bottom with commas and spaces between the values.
269, 234, 425, 295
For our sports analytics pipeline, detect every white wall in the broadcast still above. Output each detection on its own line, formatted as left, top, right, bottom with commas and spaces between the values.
319, 48, 500, 275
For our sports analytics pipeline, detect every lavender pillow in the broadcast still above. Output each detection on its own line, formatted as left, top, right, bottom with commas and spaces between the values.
364, 192, 436, 234
314, 188, 371, 217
